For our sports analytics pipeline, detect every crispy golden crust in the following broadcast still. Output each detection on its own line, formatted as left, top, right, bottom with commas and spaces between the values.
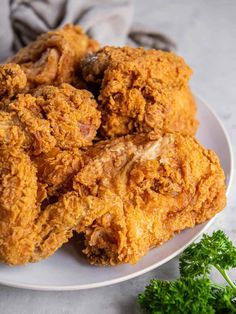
0, 147, 39, 264
73, 133, 226, 265
0, 42, 102, 265
8, 24, 99, 89
0, 64, 27, 99
81, 46, 198, 138
9, 93, 57, 155
30, 191, 88, 263
0, 145, 88, 265
0, 27, 227, 267
0, 111, 26, 147
0, 64, 27, 112
32, 84, 101, 149
0, 83, 101, 155
33, 147, 84, 197
0, 132, 226, 265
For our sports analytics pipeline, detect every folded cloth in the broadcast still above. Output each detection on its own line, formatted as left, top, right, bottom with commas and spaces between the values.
0, 0, 175, 62
128, 24, 176, 51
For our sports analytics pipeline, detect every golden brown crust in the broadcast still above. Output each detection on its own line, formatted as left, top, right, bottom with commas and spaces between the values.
0, 147, 39, 264
0, 132, 226, 265
0, 145, 88, 265
32, 84, 101, 149
0, 83, 101, 155
8, 24, 99, 89
0, 64, 27, 99
82, 46, 198, 138
0, 111, 26, 148
0, 27, 226, 267
33, 147, 84, 197
73, 133, 226, 265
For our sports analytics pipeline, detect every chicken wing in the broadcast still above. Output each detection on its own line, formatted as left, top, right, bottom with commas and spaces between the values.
81, 47, 198, 138
72, 133, 226, 265
8, 24, 99, 89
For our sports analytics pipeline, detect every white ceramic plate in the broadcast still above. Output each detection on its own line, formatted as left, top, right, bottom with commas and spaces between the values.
0, 95, 233, 291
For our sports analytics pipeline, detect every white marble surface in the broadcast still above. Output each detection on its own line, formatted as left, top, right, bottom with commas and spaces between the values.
0, 1, 235, 313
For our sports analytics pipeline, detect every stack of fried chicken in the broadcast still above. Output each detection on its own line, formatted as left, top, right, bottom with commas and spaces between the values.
0, 25, 226, 266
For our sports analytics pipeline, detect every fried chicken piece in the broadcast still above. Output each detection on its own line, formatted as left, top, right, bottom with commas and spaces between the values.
32, 84, 101, 149
81, 47, 198, 138
72, 133, 226, 265
0, 144, 88, 265
8, 24, 99, 89
0, 83, 101, 155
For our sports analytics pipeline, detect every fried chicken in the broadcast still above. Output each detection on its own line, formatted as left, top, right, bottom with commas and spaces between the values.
32, 84, 101, 150
0, 26, 227, 268
81, 47, 198, 138
71, 133, 226, 265
0, 144, 88, 265
0, 132, 225, 266
0, 62, 102, 264
0, 83, 101, 155
8, 24, 99, 89
0, 130, 226, 266
0, 79, 101, 265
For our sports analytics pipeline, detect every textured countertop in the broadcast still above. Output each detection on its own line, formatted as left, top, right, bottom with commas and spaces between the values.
0, 1, 235, 313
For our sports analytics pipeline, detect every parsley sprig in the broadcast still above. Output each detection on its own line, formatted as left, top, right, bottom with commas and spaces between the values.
138, 231, 236, 313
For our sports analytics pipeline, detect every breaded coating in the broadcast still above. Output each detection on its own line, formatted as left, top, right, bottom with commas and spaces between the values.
33, 147, 84, 197
0, 146, 38, 265
31, 192, 88, 262
72, 133, 226, 265
0, 64, 27, 108
0, 26, 227, 268
0, 111, 26, 147
81, 47, 198, 138
0, 83, 101, 155
0, 132, 226, 266
8, 24, 99, 89
0, 145, 88, 265
0, 63, 27, 98
9, 94, 56, 155
32, 84, 101, 149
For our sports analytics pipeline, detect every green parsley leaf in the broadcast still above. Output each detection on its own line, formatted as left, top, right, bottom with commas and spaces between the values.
210, 286, 236, 313
138, 277, 215, 314
138, 231, 236, 313
179, 230, 236, 278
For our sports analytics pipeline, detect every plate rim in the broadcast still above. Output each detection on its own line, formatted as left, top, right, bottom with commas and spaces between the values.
0, 94, 234, 291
